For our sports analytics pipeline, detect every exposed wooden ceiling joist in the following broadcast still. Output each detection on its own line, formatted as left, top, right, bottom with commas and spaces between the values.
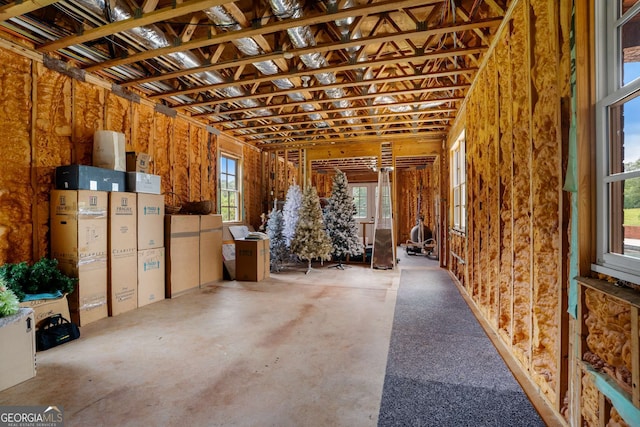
0, 0, 60, 22
118, 18, 499, 89
39, 0, 235, 52
0, 0, 510, 160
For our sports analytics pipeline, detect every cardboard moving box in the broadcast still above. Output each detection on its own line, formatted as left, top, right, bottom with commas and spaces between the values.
108, 192, 137, 316
93, 130, 126, 171
235, 238, 270, 282
50, 190, 108, 327
0, 308, 36, 392
19, 294, 71, 329
126, 172, 161, 194
165, 215, 200, 298
200, 215, 223, 286
137, 193, 164, 250
138, 247, 165, 307
126, 151, 150, 173
55, 165, 125, 192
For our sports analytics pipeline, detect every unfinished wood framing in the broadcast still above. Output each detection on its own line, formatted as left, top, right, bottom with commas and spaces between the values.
446, 0, 570, 420
0, 44, 236, 265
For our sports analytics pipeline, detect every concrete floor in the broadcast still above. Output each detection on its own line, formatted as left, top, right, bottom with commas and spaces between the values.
0, 251, 437, 427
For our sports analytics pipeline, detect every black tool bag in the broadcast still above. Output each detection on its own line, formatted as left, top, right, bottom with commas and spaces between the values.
36, 314, 80, 351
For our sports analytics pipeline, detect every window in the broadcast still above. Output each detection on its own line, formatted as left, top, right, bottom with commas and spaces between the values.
451, 131, 466, 232
593, 1, 640, 281
352, 186, 368, 218
220, 154, 240, 222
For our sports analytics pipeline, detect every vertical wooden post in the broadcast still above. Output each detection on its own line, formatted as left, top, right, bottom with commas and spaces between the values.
274, 150, 280, 206
30, 61, 39, 262
598, 392, 611, 426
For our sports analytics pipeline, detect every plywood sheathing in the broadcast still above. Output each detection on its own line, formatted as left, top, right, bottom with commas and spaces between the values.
0, 47, 32, 263
453, 0, 569, 413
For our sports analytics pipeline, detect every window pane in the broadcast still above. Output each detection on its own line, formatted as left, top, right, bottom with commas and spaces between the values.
220, 158, 227, 174
352, 187, 367, 217
611, 94, 640, 173
228, 192, 236, 206
227, 158, 237, 175
221, 174, 228, 190
461, 183, 466, 206
610, 177, 640, 258
620, 11, 640, 85
228, 176, 236, 190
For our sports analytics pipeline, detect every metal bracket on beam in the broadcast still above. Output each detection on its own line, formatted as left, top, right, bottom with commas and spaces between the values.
43, 55, 85, 82
206, 125, 221, 135
154, 103, 177, 118
112, 84, 141, 103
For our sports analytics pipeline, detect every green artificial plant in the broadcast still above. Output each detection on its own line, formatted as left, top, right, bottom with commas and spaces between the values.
0, 281, 20, 317
0, 258, 76, 301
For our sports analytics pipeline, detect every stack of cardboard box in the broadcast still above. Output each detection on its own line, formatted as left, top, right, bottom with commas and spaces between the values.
107, 192, 137, 316
48, 131, 225, 325
136, 193, 165, 307
164, 213, 224, 298
50, 131, 166, 324
199, 215, 223, 287
50, 189, 110, 326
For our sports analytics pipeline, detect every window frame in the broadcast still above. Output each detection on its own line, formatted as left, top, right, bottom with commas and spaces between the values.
352, 186, 368, 219
450, 130, 466, 233
219, 153, 241, 223
592, 0, 640, 282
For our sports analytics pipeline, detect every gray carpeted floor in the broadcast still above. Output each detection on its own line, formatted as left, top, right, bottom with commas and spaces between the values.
378, 268, 546, 427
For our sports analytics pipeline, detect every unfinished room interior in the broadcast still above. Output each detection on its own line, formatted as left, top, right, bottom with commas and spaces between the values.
0, 0, 638, 426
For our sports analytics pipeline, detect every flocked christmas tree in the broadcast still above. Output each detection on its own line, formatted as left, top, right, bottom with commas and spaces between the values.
282, 184, 302, 250
290, 185, 333, 274
324, 169, 364, 269
267, 208, 288, 273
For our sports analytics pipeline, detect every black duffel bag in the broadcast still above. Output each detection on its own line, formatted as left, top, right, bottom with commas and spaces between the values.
36, 314, 80, 351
